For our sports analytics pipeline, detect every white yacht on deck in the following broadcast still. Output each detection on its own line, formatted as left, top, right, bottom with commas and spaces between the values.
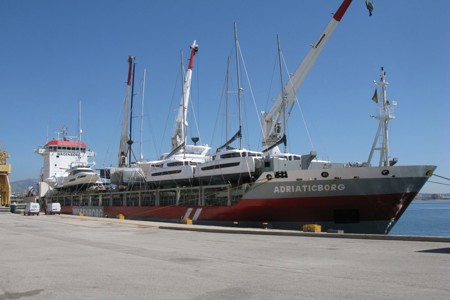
57, 162, 100, 190
139, 40, 211, 187
146, 144, 210, 187
196, 148, 263, 185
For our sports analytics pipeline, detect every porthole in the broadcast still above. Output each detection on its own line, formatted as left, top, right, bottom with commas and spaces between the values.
381, 170, 389, 176
321, 172, 329, 178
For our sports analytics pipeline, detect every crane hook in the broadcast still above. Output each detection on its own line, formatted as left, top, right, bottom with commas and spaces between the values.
365, 0, 374, 16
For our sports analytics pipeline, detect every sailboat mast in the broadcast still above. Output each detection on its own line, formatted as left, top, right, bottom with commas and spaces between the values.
225, 56, 230, 141
128, 59, 136, 166
215, 43, 243, 153
216, 25, 243, 153
234, 22, 242, 149
78, 101, 82, 159
78, 101, 82, 142
139, 68, 146, 161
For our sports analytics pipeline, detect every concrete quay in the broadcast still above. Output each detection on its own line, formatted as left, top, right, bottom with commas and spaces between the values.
1, 213, 449, 300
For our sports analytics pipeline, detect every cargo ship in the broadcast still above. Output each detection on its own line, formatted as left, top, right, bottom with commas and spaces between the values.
35, 0, 436, 234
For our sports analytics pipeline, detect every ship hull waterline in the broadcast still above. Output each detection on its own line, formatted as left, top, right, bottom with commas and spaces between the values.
62, 192, 414, 234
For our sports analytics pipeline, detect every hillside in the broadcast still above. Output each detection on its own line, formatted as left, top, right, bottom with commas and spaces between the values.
10, 178, 37, 193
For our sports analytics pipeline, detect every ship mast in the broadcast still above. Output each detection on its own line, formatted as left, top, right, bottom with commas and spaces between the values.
226, 56, 230, 142
367, 67, 397, 167
78, 101, 82, 160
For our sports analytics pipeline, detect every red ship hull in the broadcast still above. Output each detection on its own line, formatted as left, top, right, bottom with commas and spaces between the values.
60, 191, 417, 234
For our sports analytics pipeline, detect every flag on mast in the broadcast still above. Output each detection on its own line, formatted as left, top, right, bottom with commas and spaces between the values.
372, 88, 378, 103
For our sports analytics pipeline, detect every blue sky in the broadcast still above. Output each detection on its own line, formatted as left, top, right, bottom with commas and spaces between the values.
1, 0, 449, 193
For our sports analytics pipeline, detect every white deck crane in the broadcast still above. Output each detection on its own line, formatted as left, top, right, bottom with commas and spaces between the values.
171, 40, 199, 152
261, 0, 352, 154
118, 56, 135, 167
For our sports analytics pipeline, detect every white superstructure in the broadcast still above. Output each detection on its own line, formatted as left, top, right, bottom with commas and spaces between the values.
35, 128, 95, 188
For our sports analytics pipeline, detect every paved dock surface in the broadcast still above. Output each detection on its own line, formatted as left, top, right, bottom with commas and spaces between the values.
1, 214, 449, 300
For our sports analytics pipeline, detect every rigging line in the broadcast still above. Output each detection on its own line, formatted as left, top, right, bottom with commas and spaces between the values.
295, 100, 315, 149
280, 51, 315, 150
238, 44, 264, 148
189, 76, 202, 142
432, 174, 450, 181
218, 59, 232, 144
189, 99, 202, 142
159, 66, 182, 155
142, 90, 158, 160
188, 55, 202, 142
139, 71, 159, 159
428, 180, 450, 187
260, 50, 282, 150
264, 53, 279, 119
208, 58, 230, 147
130, 147, 139, 163
242, 95, 251, 149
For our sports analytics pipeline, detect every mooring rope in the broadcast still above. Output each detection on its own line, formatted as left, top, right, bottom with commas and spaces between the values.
429, 180, 450, 187
432, 173, 450, 181
428, 173, 450, 187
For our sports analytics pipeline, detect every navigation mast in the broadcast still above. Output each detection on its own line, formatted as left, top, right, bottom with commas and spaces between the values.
367, 67, 397, 167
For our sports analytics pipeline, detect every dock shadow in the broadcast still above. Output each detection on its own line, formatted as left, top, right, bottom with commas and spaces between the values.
417, 247, 450, 254
0, 289, 44, 300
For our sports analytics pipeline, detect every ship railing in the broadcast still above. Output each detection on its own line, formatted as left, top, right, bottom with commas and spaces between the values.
47, 183, 247, 209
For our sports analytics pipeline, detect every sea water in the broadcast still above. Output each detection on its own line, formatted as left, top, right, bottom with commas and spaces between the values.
389, 199, 450, 237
